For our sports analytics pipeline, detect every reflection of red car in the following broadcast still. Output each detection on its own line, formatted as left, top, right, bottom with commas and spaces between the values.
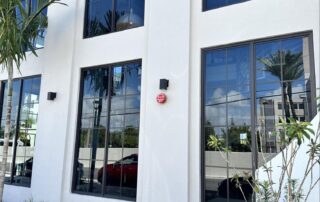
97, 154, 138, 188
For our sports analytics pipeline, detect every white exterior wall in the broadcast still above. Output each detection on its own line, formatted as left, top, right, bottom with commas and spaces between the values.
1, 0, 319, 202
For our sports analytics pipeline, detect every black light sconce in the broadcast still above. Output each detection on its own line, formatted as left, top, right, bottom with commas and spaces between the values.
47, 92, 57, 101
159, 79, 169, 90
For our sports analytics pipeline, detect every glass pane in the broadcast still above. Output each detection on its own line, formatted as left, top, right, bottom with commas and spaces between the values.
112, 66, 125, 96
206, 87, 227, 106
75, 62, 141, 199
227, 45, 250, 86
78, 129, 106, 160
83, 69, 109, 98
13, 77, 41, 186
205, 104, 227, 126
109, 128, 123, 148
81, 98, 108, 119
123, 127, 139, 148
85, 0, 113, 37
205, 49, 226, 88
205, 126, 228, 202
256, 40, 282, 84
110, 96, 125, 115
104, 146, 123, 196
205, 0, 247, 10
115, 0, 144, 31
228, 98, 251, 126
125, 95, 140, 114
125, 63, 141, 95
74, 159, 103, 194
119, 151, 138, 198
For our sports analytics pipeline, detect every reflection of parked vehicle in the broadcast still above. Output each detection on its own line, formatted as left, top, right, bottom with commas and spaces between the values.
218, 177, 253, 200
97, 154, 138, 188
15, 157, 33, 177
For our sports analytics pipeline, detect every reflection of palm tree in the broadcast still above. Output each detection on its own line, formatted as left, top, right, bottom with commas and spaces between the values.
84, 69, 108, 191
87, 11, 124, 37
259, 50, 304, 120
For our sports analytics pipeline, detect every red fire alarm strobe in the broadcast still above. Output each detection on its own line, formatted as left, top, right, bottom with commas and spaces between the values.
156, 93, 167, 104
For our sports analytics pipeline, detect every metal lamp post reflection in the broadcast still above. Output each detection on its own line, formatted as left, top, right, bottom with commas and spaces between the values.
89, 99, 102, 191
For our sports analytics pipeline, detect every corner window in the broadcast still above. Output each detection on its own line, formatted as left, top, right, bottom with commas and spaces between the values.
202, 33, 316, 201
72, 61, 141, 200
0, 76, 41, 187
203, 0, 248, 11
85, 0, 145, 38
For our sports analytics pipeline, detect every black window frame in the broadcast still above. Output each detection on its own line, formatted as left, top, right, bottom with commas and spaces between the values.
72, 59, 142, 201
83, 0, 145, 39
202, 0, 250, 12
0, 75, 41, 188
201, 31, 317, 202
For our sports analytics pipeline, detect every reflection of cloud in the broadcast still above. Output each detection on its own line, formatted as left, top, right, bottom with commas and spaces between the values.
207, 88, 250, 126
260, 83, 305, 102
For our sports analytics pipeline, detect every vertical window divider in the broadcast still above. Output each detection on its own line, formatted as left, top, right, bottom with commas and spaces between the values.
111, 0, 116, 32
200, 50, 206, 202
102, 66, 113, 195
10, 80, 23, 184
225, 49, 230, 201
120, 65, 128, 197
250, 42, 257, 202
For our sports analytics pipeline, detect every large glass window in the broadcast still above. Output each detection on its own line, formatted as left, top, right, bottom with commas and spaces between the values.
204, 0, 249, 11
202, 33, 316, 201
85, 0, 145, 38
17, 0, 48, 49
0, 76, 41, 187
73, 61, 141, 200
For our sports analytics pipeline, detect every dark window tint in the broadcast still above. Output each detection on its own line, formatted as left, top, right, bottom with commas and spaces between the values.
17, 0, 48, 49
85, 0, 145, 38
204, 0, 248, 11
0, 77, 41, 187
73, 61, 141, 200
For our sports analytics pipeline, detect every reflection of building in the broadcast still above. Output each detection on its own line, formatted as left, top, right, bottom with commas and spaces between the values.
258, 94, 309, 153
1, 0, 320, 202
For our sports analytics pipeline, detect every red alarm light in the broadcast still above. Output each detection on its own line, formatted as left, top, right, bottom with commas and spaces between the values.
156, 93, 167, 104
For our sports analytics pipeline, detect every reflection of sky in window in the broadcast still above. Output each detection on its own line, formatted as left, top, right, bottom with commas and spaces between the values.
205, 37, 310, 127
88, 0, 112, 27
206, 0, 247, 10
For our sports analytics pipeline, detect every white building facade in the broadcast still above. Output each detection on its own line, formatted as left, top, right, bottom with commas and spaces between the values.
1, 0, 320, 201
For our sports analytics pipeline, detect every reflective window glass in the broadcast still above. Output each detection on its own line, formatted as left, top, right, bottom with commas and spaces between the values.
204, 0, 248, 11
74, 61, 141, 200
85, 0, 145, 38
203, 34, 315, 202
0, 77, 41, 187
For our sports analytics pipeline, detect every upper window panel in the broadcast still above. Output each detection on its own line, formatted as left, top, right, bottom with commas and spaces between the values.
204, 0, 248, 11
18, 0, 48, 49
85, 0, 145, 38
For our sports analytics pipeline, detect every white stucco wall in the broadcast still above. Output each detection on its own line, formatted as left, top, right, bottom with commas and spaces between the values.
1, 0, 319, 202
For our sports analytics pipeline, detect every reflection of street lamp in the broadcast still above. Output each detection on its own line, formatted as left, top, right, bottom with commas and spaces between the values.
89, 99, 102, 191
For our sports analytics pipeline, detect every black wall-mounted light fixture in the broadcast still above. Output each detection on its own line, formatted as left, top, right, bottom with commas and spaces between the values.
159, 79, 169, 90
47, 92, 57, 101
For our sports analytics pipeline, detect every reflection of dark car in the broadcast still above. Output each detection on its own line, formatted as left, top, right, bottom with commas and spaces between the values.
97, 154, 138, 188
218, 177, 253, 200
15, 157, 33, 177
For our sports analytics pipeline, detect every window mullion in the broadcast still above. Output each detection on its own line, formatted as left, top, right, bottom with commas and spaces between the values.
101, 66, 113, 195
250, 42, 257, 202
111, 0, 116, 32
